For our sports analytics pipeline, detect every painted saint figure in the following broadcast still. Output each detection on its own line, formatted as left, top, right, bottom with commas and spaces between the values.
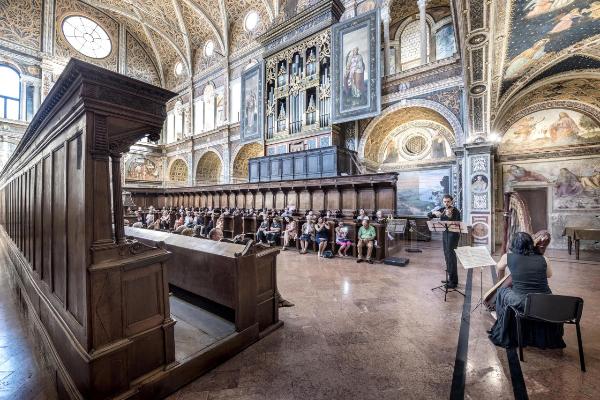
555, 167, 583, 197
245, 90, 257, 131
550, 8, 583, 34
525, 0, 577, 18
548, 111, 580, 142
505, 39, 550, 80
344, 47, 366, 105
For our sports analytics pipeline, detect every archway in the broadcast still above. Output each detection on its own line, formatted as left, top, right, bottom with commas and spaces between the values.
195, 151, 222, 184
358, 103, 459, 166
169, 158, 189, 183
231, 142, 264, 183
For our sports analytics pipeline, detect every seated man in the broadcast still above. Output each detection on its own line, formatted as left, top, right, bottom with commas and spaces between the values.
267, 218, 282, 245
256, 219, 270, 245
357, 217, 376, 264
488, 231, 565, 349
208, 227, 223, 241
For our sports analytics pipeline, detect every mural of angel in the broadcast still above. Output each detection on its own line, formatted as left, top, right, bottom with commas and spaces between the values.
505, 115, 544, 142
431, 134, 448, 158
383, 140, 400, 164
505, 39, 550, 80
548, 111, 580, 141
344, 47, 366, 105
525, 0, 577, 18
245, 90, 257, 131
549, 8, 583, 34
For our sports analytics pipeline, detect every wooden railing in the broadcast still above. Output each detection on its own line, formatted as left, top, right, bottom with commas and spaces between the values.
125, 172, 398, 217
0, 59, 176, 399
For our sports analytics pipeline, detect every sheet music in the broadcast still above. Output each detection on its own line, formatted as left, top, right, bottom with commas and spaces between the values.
426, 220, 469, 234
455, 246, 496, 269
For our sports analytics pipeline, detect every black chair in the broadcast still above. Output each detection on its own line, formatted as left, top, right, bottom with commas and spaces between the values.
511, 294, 585, 372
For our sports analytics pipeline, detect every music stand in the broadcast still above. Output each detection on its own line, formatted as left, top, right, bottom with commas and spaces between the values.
406, 220, 422, 253
427, 220, 469, 301
454, 246, 496, 314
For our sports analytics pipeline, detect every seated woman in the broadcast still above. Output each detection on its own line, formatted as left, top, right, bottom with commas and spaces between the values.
315, 217, 329, 257
488, 231, 565, 349
335, 221, 352, 257
299, 217, 315, 254
282, 217, 297, 250
256, 219, 270, 244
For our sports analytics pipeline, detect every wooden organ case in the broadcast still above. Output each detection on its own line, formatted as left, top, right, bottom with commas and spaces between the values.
260, 0, 345, 155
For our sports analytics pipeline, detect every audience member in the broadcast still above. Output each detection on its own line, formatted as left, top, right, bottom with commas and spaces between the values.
335, 221, 352, 257
357, 217, 376, 264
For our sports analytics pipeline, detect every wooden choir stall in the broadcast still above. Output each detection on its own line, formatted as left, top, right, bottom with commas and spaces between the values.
0, 59, 282, 400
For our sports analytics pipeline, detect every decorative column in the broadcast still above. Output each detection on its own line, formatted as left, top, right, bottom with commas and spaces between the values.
464, 143, 494, 250
381, 6, 391, 76
33, 82, 41, 114
19, 80, 27, 121
111, 154, 125, 244
418, 0, 428, 65
118, 24, 127, 74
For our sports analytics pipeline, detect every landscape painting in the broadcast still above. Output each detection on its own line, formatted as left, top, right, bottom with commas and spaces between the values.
332, 9, 380, 123
396, 167, 452, 216
500, 108, 600, 152
240, 63, 264, 143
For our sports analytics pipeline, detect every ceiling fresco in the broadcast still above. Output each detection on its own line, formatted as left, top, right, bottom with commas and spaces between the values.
501, 0, 600, 93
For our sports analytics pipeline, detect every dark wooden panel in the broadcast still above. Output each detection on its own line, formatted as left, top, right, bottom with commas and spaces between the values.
341, 188, 357, 212
299, 190, 311, 212
245, 192, 254, 209
52, 146, 67, 304
67, 136, 85, 324
326, 189, 340, 211
42, 155, 53, 285
312, 189, 325, 211
255, 191, 263, 209
264, 191, 274, 210
35, 163, 42, 273
358, 189, 375, 212
275, 191, 285, 209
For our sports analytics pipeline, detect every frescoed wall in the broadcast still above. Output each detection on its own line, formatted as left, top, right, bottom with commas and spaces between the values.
396, 167, 452, 216
501, 157, 600, 249
500, 108, 600, 153
125, 156, 163, 182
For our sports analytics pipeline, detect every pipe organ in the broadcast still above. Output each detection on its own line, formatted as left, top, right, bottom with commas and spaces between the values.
265, 30, 333, 155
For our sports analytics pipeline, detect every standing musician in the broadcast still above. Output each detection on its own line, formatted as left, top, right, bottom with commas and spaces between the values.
427, 194, 462, 289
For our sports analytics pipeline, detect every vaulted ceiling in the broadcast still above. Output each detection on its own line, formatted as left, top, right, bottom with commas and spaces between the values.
490, 0, 600, 124
76, 0, 277, 87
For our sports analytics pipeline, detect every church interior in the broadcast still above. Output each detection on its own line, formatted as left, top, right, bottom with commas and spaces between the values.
0, 0, 599, 399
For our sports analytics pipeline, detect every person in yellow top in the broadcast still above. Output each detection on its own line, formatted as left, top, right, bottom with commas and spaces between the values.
357, 217, 376, 264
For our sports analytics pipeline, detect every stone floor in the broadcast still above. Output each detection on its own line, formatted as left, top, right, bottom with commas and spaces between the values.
167, 243, 600, 400
0, 241, 598, 399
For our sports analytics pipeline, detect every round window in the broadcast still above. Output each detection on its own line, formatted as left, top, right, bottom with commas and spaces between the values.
62, 16, 112, 59
174, 62, 183, 76
404, 135, 427, 155
244, 11, 260, 32
204, 40, 215, 57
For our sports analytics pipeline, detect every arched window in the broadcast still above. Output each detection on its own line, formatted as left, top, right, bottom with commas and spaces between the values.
400, 19, 430, 71
0, 65, 20, 120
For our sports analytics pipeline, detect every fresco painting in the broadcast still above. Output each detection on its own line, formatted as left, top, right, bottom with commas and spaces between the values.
396, 167, 451, 216
501, 109, 600, 152
503, 0, 600, 86
503, 159, 600, 210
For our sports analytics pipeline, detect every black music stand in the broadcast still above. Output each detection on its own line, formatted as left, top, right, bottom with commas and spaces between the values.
405, 220, 422, 253
427, 220, 468, 301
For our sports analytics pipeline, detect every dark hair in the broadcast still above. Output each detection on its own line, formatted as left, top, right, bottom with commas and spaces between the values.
443, 194, 453, 201
510, 232, 535, 256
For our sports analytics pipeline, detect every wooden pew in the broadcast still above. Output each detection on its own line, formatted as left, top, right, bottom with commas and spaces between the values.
125, 227, 282, 336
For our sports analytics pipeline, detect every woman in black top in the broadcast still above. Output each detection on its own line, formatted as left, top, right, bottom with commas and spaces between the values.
489, 232, 565, 349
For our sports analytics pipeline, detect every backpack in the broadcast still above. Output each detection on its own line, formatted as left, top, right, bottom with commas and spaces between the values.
322, 250, 334, 258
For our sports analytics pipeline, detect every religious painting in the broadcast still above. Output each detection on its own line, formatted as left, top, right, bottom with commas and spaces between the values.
503, 158, 600, 210
502, 0, 600, 90
125, 156, 162, 182
332, 9, 381, 124
381, 129, 451, 165
500, 109, 600, 153
240, 62, 264, 143
471, 175, 489, 192
396, 167, 452, 216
